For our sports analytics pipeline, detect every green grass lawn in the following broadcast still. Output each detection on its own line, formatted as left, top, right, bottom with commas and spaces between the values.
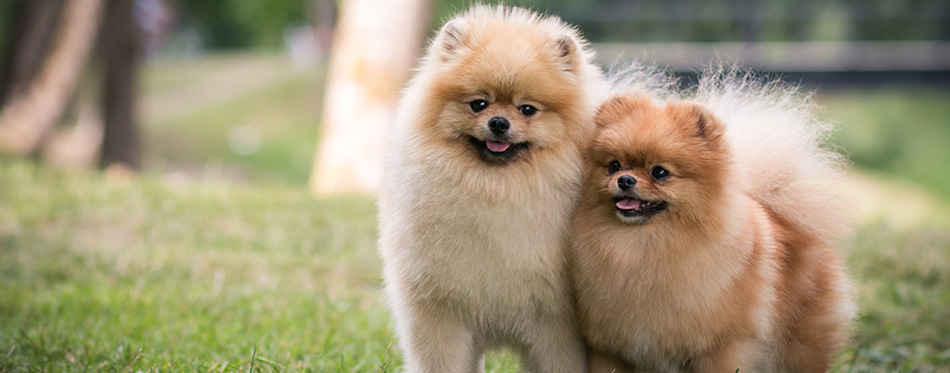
1, 54, 949, 371
0, 160, 532, 371
0, 161, 392, 371
1, 159, 948, 371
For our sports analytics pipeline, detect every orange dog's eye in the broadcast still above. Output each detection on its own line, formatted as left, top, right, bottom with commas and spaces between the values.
469, 99, 488, 113
518, 105, 537, 117
607, 161, 622, 173
650, 166, 669, 180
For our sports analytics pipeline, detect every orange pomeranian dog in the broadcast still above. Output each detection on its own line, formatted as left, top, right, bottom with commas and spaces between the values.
571, 77, 856, 372
377, 5, 606, 372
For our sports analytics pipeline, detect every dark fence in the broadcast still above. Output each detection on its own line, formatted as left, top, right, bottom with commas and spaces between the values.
594, 41, 950, 87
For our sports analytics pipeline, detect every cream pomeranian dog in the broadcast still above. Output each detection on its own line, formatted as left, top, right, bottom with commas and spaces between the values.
377, 5, 606, 372
571, 72, 856, 372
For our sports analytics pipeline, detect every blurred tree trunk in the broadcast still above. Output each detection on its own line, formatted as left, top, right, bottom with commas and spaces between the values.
99, 0, 141, 170
0, 0, 64, 107
308, 0, 433, 195
0, 0, 103, 156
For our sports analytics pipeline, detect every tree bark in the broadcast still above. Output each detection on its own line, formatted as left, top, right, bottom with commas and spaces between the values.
0, 0, 104, 156
99, 0, 141, 170
0, 0, 64, 107
308, 0, 433, 195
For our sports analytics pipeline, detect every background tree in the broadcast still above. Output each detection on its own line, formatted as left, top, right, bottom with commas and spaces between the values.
309, 0, 433, 194
0, 0, 63, 107
99, 0, 142, 170
0, 0, 103, 156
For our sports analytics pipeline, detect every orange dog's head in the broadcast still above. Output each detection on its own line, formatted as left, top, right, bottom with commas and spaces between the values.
585, 94, 731, 226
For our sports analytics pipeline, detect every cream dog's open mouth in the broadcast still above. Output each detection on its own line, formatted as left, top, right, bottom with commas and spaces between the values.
467, 136, 529, 164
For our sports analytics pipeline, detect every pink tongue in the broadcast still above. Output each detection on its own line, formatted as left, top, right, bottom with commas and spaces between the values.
616, 198, 641, 210
486, 141, 510, 153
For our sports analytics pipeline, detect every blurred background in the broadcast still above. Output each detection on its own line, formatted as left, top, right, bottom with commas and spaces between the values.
1, 0, 948, 201
0, 0, 947, 198
0, 0, 948, 371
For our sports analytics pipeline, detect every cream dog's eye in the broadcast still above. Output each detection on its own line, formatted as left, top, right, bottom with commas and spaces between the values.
518, 105, 537, 117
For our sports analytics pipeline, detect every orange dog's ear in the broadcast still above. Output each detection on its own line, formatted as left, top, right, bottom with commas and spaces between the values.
679, 103, 726, 147
434, 19, 467, 62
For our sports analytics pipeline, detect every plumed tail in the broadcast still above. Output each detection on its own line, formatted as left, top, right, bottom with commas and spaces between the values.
693, 67, 855, 244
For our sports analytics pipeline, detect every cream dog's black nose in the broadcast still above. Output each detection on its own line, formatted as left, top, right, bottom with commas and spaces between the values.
488, 117, 509, 135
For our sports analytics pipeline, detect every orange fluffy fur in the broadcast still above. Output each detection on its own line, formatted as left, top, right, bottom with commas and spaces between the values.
571, 90, 855, 372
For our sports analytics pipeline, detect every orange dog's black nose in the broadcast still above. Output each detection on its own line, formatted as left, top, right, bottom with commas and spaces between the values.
488, 117, 509, 135
618, 175, 636, 190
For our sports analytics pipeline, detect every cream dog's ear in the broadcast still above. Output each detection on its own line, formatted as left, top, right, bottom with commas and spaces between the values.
553, 34, 581, 73
433, 19, 467, 62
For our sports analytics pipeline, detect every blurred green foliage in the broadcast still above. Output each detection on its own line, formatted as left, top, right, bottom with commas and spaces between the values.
0, 0, 312, 52
824, 88, 950, 200
177, 1, 308, 49
1, 0, 945, 56
437, 0, 949, 42
139, 53, 322, 184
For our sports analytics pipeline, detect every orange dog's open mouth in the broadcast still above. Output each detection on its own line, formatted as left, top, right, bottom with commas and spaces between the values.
615, 197, 666, 219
